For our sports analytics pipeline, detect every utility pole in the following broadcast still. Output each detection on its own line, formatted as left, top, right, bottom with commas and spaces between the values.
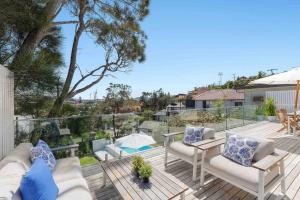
232, 73, 237, 81
218, 72, 223, 86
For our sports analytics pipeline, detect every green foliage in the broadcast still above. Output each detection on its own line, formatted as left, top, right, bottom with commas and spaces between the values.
68, 117, 95, 137
167, 116, 186, 127
140, 89, 175, 111
264, 98, 276, 116
103, 83, 132, 113
95, 131, 111, 140
196, 111, 221, 125
60, 104, 79, 117
80, 156, 98, 166
139, 164, 153, 179
255, 105, 265, 115
208, 71, 268, 89
132, 155, 145, 172
141, 110, 154, 120
213, 100, 224, 120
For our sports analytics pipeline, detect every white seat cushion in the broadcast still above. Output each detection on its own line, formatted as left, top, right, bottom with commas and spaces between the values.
169, 141, 203, 163
53, 157, 83, 183
0, 162, 26, 200
168, 141, 219, 163
56, 178, 93, 200
205, 155, 279, 192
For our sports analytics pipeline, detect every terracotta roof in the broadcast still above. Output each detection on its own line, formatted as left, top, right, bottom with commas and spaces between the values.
188, 88, 208, 98
193, 89, 244, 101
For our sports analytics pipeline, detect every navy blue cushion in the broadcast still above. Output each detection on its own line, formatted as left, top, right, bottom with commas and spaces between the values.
31, 140, 56, 170
223, 134, 258, 167
20, 158, 58, 200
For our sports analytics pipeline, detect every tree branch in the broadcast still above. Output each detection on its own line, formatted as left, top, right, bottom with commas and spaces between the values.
52, 20, 79, 26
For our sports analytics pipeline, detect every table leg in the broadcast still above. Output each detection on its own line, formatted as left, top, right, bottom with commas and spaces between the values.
180, 192, 185, 200
103, 172, 107, 186
200, 151, 206, 187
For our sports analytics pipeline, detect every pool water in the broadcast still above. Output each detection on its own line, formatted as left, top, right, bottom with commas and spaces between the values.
119, 145, 153, 154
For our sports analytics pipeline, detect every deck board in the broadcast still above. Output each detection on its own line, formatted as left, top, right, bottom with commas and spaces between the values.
83, 121, 300, 200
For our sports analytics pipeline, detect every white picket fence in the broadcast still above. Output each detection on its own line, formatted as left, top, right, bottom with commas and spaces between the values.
266, 90, 300, 112
0, 65, 14, 159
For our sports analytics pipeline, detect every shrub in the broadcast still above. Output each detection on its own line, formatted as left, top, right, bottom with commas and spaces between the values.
264, 98, 276, 116
132, 155, 144, 172
255, 105, 265, 115
139, 164, 153, 179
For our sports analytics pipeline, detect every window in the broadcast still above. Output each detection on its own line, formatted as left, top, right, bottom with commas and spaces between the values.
235, 102, 243, 106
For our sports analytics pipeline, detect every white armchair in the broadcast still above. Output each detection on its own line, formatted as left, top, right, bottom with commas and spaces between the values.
199, 138, 288, 200
163, 128, 221, 181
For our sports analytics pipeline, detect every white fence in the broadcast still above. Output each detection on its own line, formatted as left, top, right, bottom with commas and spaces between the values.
0, 65, 14, 159
266, 90, 300, 112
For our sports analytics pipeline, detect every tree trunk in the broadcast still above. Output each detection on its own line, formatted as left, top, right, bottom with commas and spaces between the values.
48, 97, 64, 117
9, 0, 63, 71
48, 0, 86, 117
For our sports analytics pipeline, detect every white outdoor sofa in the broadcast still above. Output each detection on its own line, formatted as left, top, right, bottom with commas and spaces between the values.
0, 143, 93, 200
199, 137, 288, 200
163, 128, 220, 181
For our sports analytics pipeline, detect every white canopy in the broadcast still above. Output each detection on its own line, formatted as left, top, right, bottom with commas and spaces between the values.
115, 133, 156, 149
249, 67, 300, 85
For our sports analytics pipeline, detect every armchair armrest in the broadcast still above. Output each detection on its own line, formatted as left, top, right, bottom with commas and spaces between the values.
252, 149, 289, 171
197, 138, 225, 150
163, 132, 184, 137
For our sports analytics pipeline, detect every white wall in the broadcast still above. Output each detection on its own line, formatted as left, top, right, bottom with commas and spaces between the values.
266, 90, 300, 112
0, 65, 14, 159
245, 86, 296, 105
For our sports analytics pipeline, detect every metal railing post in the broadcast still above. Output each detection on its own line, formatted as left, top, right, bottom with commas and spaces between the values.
242, 106, 245, 126
225, 107, 228, 130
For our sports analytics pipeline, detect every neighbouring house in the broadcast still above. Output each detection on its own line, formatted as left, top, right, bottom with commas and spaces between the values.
185, 87, 208, 108
193, 89, 244, 109
153, 110, 167, 122
166, 102, 186, 115
244, 85, 297, 112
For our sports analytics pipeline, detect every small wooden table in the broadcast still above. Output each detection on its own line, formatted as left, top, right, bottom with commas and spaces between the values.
101, 157, 188, 200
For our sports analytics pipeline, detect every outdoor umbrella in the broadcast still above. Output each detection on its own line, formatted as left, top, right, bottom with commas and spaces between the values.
249, 67, 300, 117
115, 133, 156, 149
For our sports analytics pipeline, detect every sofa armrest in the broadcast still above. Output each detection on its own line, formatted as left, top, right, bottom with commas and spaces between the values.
197, 138, 225, 150
252, 149, 289, 171
163, 132, 184, 137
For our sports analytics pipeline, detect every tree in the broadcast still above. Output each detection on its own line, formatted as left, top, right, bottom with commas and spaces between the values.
140, 89, 175, 111
0, 0, 63, 117
104, 83, 132, 113
1, 0, 150, 117
48, 0, 150, 116
208, 71, 268, 89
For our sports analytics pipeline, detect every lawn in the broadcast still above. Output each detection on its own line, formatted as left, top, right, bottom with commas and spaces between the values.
80, 156, 99, 166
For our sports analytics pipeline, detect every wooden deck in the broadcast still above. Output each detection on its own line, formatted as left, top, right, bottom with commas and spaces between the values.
82, 121, 300, 200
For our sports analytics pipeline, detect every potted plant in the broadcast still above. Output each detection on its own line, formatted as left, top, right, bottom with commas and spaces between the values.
255, 105, 265, 121
264, 98, 277, 122
139, 164, 153, 183
131, 155, 144, 177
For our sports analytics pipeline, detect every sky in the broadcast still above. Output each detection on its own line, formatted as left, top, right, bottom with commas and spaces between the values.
57, 0, 300, 99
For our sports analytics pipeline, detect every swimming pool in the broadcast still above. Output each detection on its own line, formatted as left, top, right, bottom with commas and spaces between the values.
119, 145, 153, 154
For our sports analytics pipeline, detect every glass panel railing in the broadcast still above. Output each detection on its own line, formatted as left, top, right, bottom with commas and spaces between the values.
14, 105, 259, 158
